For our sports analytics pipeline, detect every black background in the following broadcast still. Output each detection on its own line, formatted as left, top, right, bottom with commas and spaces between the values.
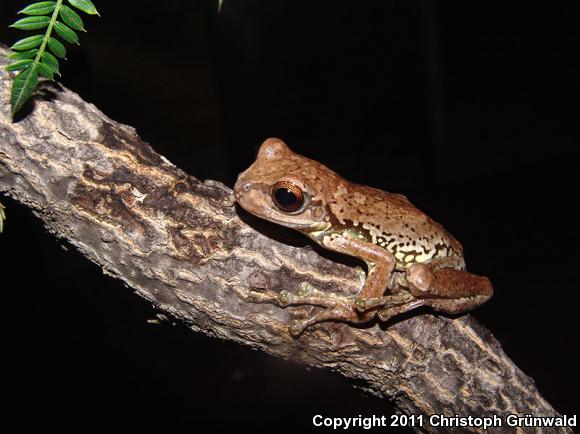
1, 1, 578, 432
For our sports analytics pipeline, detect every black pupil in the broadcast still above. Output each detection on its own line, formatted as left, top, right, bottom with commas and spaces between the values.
275, 188, 299, 209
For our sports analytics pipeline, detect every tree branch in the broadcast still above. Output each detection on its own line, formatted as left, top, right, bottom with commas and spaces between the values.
0, 46, 568, 433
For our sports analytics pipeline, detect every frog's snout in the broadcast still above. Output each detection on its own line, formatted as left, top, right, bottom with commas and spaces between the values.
238, 181, 253, 193
234, 175, 261, 208
233, 178, 253, 200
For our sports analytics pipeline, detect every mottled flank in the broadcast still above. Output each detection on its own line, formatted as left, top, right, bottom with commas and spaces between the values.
235, 138, 463, 270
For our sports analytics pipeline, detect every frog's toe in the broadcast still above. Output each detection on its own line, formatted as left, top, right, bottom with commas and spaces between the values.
354, 297, 369, 312
377, 308, 395, 322
288, 319, 305, 337
298, 281, 315, 296
277, 290, 292, 307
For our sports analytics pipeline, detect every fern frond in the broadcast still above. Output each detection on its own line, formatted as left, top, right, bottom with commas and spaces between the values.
6, 0, 99, 118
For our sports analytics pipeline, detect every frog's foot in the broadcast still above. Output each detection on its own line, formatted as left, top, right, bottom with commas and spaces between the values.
287, 306, 364, 337
378, 299, 427, 322
278, 279, 382, 337
298, 281, 326, 297
354, 293, 414, 312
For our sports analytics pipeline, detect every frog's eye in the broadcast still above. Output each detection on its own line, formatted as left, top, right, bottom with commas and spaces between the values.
271, 181, 305, 213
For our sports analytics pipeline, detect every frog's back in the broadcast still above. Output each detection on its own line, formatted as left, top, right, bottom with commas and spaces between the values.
327, 181, 464, 269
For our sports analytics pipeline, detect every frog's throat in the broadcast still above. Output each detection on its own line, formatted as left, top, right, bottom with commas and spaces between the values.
305, 224, 333, 242
257, 215, 329, 232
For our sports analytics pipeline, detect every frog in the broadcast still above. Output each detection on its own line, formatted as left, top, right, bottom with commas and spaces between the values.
234, 138, 493, 337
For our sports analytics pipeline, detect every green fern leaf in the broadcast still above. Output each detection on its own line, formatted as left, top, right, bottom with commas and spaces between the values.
37, 61, 54, 79
10, 16, 51, 31
41, 51, 60, 75
59, 5, 85, 31
6, 59, 35, 72
8, 49, 39, 60
11, 35, 44, 51
8, 0, 99, 116
47, 36, 67, 58
53, 21, 78, 44
67, 0, 99, 16
19, 1, 57, 16
11, 64, 39, 115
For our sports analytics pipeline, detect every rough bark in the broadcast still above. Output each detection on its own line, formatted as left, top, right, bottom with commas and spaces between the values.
0, 46, 569, 433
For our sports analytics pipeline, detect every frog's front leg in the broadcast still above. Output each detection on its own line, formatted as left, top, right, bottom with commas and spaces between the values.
280, 235, 396, 336
278, 282, 353, 310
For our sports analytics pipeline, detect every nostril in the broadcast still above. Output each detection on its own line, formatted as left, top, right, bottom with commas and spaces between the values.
243, 182, 252, 192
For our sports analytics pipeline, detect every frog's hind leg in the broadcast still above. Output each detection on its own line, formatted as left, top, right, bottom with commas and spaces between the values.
406, 262, 493, 314
284, 292, 413, 336
368, 259, 493, 319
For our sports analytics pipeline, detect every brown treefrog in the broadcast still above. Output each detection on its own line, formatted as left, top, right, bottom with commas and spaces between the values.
234, 138, 493, 336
